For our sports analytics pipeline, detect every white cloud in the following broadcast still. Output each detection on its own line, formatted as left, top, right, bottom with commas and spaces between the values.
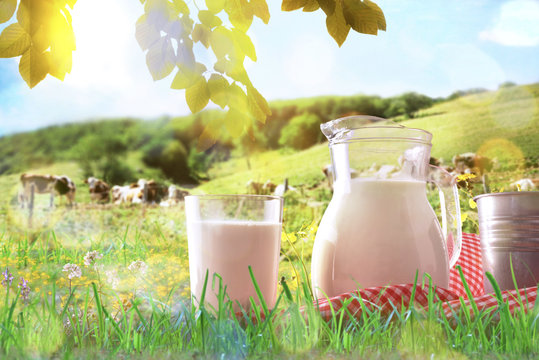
479, 0, 539, 46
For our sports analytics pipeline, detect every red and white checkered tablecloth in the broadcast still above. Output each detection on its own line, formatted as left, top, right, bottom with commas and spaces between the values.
312, 233, 538, 321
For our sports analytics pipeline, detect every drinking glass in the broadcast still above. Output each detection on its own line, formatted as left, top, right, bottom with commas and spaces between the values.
185, 195, 283, 310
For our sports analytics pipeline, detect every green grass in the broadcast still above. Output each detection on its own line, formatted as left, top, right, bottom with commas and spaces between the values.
1, 85, 539, 358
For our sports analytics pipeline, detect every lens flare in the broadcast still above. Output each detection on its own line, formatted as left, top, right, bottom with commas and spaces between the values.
477, 138, 525, 174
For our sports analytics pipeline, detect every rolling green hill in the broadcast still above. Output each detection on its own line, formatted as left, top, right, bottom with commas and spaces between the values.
198, 83, 539, 194
0, 83, 537, 199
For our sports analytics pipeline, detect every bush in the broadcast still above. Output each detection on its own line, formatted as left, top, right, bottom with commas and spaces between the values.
142, 139, 193, 183
279, 113, 322, 150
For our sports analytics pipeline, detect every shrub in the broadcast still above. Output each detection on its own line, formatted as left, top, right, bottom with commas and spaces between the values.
279, 113, 322, 150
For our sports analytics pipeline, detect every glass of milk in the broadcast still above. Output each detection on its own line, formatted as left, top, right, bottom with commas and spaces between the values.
185, 195, 283, 311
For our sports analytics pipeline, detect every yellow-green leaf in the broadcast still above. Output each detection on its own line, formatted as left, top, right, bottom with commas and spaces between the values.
468, 198, 477, 209
326, 0, 350, 47
343, 0, 384, 36
251, 0, 270, 24
206, 0, 225, 13
171, 68, 200, 90
177, 39, 196, 69
248, 85, 271, 116
281, 0, 308, 11
224, 108, 247, 137
248, 90, 265, 123
48, 45, 73, 81
303, 0, 319, 12
210, 26, 234, 59
226, 0, 253, 32
227, 65, 251, 86
192, 23, 211, 48
232, 29, 256, 61
0, 0, 16, 24
213, 57, 232, 73
317, 0, 335, 16
207, 73, 229, 108
172, 0, 190, 14
365, 0, 386, 31
146, 36, 176, 80
185, 77, 210, 113
19, 47, 49, 88
136, 14, 160, 50
198, 10, 222, 28
0, 23, 31, 58
227, 83, 248, 110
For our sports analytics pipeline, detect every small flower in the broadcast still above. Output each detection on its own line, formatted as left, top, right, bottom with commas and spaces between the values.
83, 251, 103, 267
18, 277, 31, 304
128, 260, 148, 276
62, 264, 82, 280
2, 267, 14, 288
105, 269, 119, 289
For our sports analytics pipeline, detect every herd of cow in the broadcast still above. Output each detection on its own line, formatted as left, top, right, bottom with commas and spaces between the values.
15, 152, 538, 209
320, 152, 538, 191
18, 174, 189, 208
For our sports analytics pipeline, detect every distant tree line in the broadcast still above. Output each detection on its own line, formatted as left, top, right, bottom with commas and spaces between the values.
0, 91, 439, 184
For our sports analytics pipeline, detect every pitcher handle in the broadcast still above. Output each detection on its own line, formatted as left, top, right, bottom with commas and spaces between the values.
428, 164, 462, 268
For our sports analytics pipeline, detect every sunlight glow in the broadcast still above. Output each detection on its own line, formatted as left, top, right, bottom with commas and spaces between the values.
68, 0, 136, 89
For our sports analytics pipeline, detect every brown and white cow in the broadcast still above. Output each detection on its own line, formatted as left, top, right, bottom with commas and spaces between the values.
111, 184, 142, 204
84, 177, 110, 203
452, 153, 493, 175
112, 179, 166, 205
19, 173, 76, 208
159, 185, 190, 207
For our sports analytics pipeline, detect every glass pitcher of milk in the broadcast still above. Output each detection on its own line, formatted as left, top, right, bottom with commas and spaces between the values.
311, 115, 462, 299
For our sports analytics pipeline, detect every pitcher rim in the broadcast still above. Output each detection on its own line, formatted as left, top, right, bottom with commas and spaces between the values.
321, 115, 433, 145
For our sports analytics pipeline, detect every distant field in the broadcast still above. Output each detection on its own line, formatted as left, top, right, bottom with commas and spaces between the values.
0, 85, 538, 358
198, 84, 539, 195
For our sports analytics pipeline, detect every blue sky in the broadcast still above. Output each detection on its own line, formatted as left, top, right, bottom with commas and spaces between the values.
0, 0, 538, 136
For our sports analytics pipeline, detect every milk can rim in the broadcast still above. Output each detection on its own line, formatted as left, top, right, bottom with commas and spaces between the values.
473, 191, 539, 202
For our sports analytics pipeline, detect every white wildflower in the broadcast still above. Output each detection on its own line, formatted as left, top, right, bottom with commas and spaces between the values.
62, 263, 82, 280
83, 251, 103, 267
128, 260, 148, 276
105, 269, 120, 289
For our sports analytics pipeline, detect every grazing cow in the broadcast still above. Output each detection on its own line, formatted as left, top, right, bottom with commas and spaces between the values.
452, 153, 493, 175
55, 175, 76, 206
246, 180, 264, 195
111, 185, 127, 204
246, 180, 278, 195
510, 178, 537, 191
262, 180, 277, 195
111, 185, 139, 204
19, 173, 76, 208
112, 179, 166, 205
160, 185, 190, 207
143, 180, 167, 204
84, 177, 110, 203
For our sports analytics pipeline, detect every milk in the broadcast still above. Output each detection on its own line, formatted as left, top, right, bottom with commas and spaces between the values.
187, 220, 281, 310
311, 178, 448, 298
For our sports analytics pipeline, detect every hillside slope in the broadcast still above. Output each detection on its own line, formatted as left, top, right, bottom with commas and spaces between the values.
198, 83, 539, 194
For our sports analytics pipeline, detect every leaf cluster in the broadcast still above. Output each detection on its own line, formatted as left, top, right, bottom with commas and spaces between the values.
136, 0, 272, 150
0, 0, 76, 87
282, 0, 386, 46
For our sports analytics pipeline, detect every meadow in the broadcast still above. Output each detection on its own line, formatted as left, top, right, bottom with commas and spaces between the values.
1, 84, 539, 358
